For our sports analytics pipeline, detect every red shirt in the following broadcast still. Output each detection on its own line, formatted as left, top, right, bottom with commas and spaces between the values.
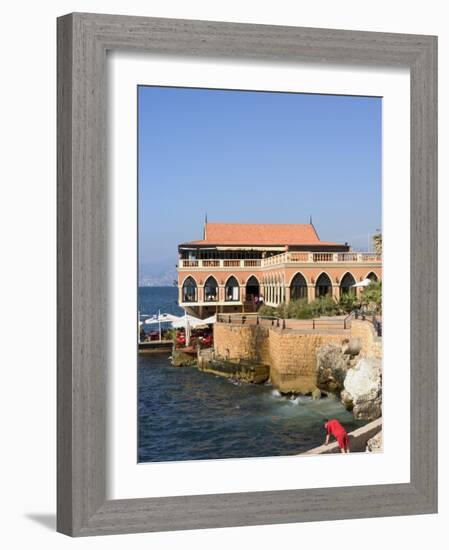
326, 419, 347, 438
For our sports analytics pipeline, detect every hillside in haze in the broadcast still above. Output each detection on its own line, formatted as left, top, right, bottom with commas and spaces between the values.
139, 262, 177, 287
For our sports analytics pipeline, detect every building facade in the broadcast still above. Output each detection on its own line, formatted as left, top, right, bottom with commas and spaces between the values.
177, 222, 381, 318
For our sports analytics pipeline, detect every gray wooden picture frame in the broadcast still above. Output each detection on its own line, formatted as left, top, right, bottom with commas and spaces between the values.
57, 12, 438, 537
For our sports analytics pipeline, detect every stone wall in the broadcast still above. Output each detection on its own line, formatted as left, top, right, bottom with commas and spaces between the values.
213, 323, 346, 393
213, 323, 271, 365
350, 320, 382, 359
213, 319, 382, 394
268, 330, 346, 393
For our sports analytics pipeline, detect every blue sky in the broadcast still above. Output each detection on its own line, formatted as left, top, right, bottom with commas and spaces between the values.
138, 86, 381, 282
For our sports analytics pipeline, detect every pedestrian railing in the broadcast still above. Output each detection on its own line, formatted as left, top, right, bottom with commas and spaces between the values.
216, 313, 352, 331
354, 310, 382, 337
216, 310, 381, 334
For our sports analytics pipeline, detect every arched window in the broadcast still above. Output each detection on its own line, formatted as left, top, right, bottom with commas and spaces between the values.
340, 272, 356, 295
367, 272, 379, 282
245, 276, 260, 302
182, 276, 197, 303
290, 273, 308, 301
225, 276, 240, 302
315, 273, 332, 298
204, 276, 218, 302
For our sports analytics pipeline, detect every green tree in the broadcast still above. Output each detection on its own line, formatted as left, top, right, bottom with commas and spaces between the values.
338, 292, 358, 314
360, 280, 382, 313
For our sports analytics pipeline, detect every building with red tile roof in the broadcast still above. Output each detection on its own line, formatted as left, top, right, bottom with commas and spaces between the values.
177, 221, 381, 318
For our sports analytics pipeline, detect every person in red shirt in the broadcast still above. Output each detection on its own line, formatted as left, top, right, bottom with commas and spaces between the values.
324, 418, 350, 453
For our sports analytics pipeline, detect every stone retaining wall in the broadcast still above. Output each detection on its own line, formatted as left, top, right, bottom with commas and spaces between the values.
213, 323, 271, 364
268, 330, 346, 393
350, 320, 382, 359
213, 319, 382, 394
214, 323, 346, 393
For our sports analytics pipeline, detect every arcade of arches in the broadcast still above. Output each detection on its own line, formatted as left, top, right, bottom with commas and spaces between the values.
181, 270, 381, 307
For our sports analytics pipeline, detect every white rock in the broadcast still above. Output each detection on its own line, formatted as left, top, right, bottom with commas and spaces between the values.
343, 357, 382, 420
344, 357, 381, 399
366, 430, 383, 452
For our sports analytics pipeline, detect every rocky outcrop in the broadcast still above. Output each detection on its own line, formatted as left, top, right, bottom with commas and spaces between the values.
198, 349, 270, 383
171, 349, 197, 367
366, 430, 382, 452
340, 389, 354, 411
316, 337, 382, 422
200, 359, 270, 383
311, 388, 322, 400
343, 357, 382, 420
316, 344, 351, 395
342, 338, 362, 356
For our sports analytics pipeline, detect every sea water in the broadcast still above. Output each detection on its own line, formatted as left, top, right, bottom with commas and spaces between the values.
138, 354, 367, 462
139, 286, 183, 320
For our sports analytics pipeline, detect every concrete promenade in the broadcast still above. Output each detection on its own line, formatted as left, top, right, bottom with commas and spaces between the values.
301, 418, 382, 454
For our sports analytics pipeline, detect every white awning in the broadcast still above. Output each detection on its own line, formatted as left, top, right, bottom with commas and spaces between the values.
202, 314, 217, 324
352, 278, 372, 288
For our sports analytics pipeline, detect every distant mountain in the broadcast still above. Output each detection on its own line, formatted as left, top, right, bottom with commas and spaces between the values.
139, 263, 177, 287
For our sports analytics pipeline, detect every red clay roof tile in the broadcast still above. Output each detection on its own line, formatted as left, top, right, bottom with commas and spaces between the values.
183, 223, 342, 246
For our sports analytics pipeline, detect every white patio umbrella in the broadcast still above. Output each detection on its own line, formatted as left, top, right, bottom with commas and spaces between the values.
172, 313, 216, 346
171, 312, 199, 346
352, 278, 372, 288
144, 312, 181, 325
171, 313, 206, 329
144, 311, 182, 340
185, 315, 191, 347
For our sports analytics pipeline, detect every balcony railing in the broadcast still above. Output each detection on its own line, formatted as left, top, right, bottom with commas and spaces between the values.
178, 252, 381, 269
179, 259, 262, 269
262, 252, 309, 265
264, 251, 381, 266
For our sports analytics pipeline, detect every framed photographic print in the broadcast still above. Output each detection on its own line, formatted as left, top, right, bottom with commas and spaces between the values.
57, 13, 437, 536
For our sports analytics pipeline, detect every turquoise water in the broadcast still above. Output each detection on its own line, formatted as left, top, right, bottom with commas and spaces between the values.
137, 287, 367, 463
